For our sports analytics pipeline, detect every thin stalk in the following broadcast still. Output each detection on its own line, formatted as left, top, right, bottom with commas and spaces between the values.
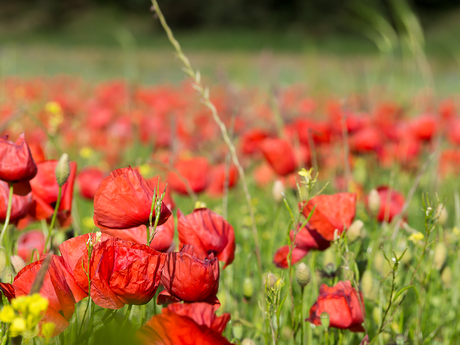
0, 183, 13, 245
44, 186, 62, 252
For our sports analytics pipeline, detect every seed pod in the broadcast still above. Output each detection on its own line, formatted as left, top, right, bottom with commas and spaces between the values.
320, 312, 330, 329
360, 270, 373, 299
433, 242, 447, 270
10, 255, 25, 274
436, 204, 448, 226
296, 263, 311, 288
272, 180, 285, 203
243, 277, 254, 299
232, 320, 244, 340
55, 153, 70, 187
263, 272, 277, 289
241, 339, 256, 345
368, 189, 380, 216
347, 220, 364, 242
441, 266, 452, 288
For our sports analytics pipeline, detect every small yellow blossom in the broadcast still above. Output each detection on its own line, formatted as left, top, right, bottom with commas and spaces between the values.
0, 306, 15, 323
408, 232, 424, 243
194, 201, 207, 209
10, 317, 27, 337
83, 217, 95, 229
45, 101, 62, 115
79, 147, 94, 159
138, 164, 152, 177
42, 322, 56, 339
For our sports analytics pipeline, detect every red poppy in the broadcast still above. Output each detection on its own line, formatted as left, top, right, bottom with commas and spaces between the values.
178, 208, 235, 268
28, 142, 46, 164
101, 214, 175, 252
0, 255, 86, 336
138, 303, 233, 345
167, 157, 210, 195
0, 181, 32, 223
90, 238, 166, 309
77, 167, 105, 200
93, 167, 171, 230
28, 160, 77, 227
307, 280, 365, 332
240, 129, 270, 155
410, 114, 437, 141
301, 193, 356, 241
273, 224, 330, 268
0, 133, 37, 183
157, 245, 219, 305
206, 164, 239, 197
369, 186, 405, 222
260, 138, 297, 176
349, 127, 382, 155
253, 163, 275, 188
17, 230, 45, 263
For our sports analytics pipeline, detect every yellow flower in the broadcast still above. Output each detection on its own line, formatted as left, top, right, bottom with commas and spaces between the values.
79, 147, 94, 159
45, 101, 62, 115
0, 305, 16, 323
11, 295, 29, 314
10, 317, 27, 337
408, 232, 424, 243
83, 217, 95, 229
28, 294, 48, 317
138, 164, 152, 177
194, 201, 207, 209
42, 322, 56, 339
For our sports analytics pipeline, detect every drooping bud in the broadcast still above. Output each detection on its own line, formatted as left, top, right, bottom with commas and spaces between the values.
433, 242, 447, 270
441, 266, 452, 288
296, 263, 311, 288
368, 189, 380, 216
243, 277, 254, 299
320, 312, 330, 329
360, 270, 373, 299
241, 339, 256, 345
347, 220, 364, 242
272, 180, 285, 203
263, 272, 277, 289
10, 255, 25, 274
436, 204, 448, 226
55, 153, 70, 187
232, 320, 244, 340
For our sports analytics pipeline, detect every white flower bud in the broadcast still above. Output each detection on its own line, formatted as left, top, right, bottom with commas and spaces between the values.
272, 180, 285, 203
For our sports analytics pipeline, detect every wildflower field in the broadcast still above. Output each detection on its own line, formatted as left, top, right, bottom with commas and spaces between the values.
1, 1, 460, 345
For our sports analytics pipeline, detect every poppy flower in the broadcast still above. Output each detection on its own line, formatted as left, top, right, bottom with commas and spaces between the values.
17, 230, 45, 263
77, 167, 105, 200
369, 186, 405, 222
178, 208, 235, 268
0, 181, 32, 223
0, 255, 85, 336
240, 129, 270, 155
273, 224, 330, 268
349, 127, 382, 155
93, 167, 171, 230
90, 238, 166, 309
0, 133, 37, 183
28, 160, 77, 227
307, 280, 365, 332
410, 114, 437, 141
260, 138, 297, 176
157, 245, 219, 305
301, 193, 356, 241
167, 157, 210, 195
101, 214, 175, 252
138, 303, 233, 345
206, 164, 239, 197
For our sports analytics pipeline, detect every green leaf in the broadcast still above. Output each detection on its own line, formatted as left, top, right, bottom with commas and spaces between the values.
393, 285, 416, 301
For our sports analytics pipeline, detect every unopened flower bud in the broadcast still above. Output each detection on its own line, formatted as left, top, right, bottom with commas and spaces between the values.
243, 277, 254, 299
347, 220, 364, 242
436, 204, 448, 226
232, 320, 244, 340
434, 242, 447, 270
263, 272, 277, 289
395, 334, 406, 345
441, 266, 452, 288
372, 307, 381, 325
241, 339, 256, 345
55, 153, 70, 187
368, 189, 380, 216
10, 255, 25, 274
360, 270, 373, 299
323, 247, 335, 266
272, 180, 285, 203
296, 263, 311, 288
0, 247, 6, 275
320, 312, 330, 329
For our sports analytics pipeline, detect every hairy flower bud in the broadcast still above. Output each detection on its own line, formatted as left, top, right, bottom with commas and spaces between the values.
347, 220, 364, 242
320, 312, 330, 329
360, 270, 373, 299
436, 204, 448, 226
232, 320, 244, 340
296, 263, 311, 288
434, 242, 447, 270
441, 266, 452, 288
241, 339, 256, 345
272, 180, 285, 203
55, 153, 70, 187
368, 189, 380, 216
263, 272, 277, 289
243, 277, 254, 299
10, 255, 25, 274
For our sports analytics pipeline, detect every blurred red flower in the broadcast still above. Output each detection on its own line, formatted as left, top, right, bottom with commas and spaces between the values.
301, 193, 356, 241
307, 280, 365, 332
77, 167, 105, 200
0, 133, 37, 183
93, 167, 171, 230
240, 129, 270, 155
167, 157, 210, 195
0, 181, 32, 223
157, 245, 219, 305
260, 138, 297, 176
178, 208, 235, 268
206, 164, 238, 197
17, 230, 45, 263
370, 186, 405, 222
138, 303, 233, 345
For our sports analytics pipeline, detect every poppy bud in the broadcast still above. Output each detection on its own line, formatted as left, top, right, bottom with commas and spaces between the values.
360, 270, 373, 299
296, 263, 311, 288
10, 255, 25, 274
372, 307, 381, 325
433, 243, 447, 270
323, 248, 335, 267
395, 334, 406, 345
0, 247, 6, 274
243, 277, 254, 299
55, 153, 70, 187
232, 320, 244, 340
441, 267, 452, 288
320, 312, 330, 329
347, 220, 364, 242
263, 273, 277, 289
241, 339, 256, 345
368, 189, 380, 216
436, 204, 448, 226
272, 180, 285, 203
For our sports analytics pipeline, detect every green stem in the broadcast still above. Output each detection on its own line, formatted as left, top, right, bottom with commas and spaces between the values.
300, 286, 305, 345
0, 183, 13, 245
121, 304, 133, 328
44, 186, 62, 252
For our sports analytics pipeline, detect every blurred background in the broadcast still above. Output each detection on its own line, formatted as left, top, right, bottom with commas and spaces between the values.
0, 0, 460, 93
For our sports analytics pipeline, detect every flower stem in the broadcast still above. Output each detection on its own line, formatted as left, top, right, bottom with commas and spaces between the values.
0, 183, 14, 245
44, 186, 62, 252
